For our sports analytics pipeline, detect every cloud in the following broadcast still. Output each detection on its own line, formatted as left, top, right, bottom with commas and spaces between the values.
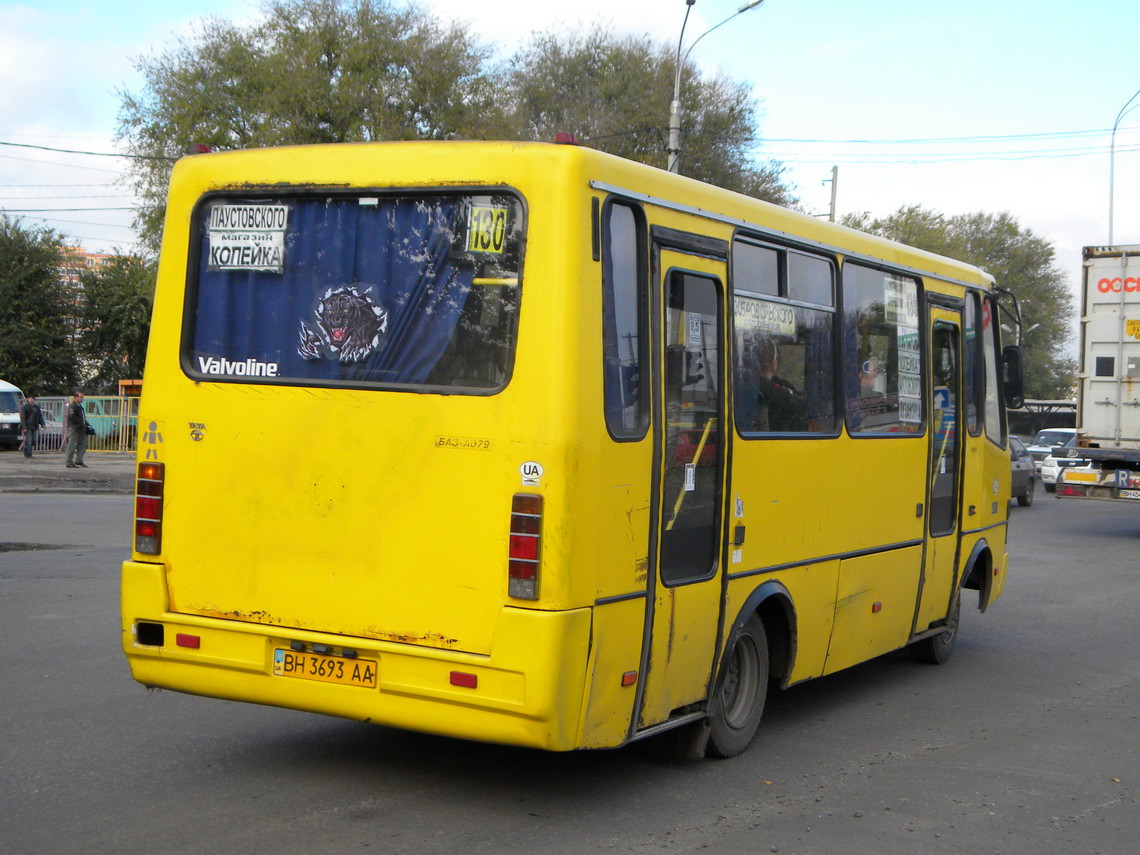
0, 6, 136, 135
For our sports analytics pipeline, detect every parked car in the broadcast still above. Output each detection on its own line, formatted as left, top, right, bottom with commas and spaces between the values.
1026, 428, 1077, 471
1039, 436, 1089, 492
1009, 436, 1037, 506
0, 379, 25, 450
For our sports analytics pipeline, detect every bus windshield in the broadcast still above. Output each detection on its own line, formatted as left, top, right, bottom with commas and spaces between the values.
188, 193, 524, 392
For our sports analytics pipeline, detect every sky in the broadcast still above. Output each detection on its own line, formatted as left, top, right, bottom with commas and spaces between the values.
3, 0, 1139, 330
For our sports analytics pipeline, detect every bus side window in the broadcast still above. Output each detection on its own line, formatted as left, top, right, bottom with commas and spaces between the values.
981, 294, 1005, 443
602, 201, 647, 439
842, 264, 923, 435
966, 290, 1009, 441
732, 240, 837, 436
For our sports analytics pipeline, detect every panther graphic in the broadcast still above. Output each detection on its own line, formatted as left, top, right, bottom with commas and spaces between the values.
298, 285, 388, 363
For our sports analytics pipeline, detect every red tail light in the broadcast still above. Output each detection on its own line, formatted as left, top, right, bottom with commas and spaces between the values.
508, 494, 543, 599
135, 461, 165, 554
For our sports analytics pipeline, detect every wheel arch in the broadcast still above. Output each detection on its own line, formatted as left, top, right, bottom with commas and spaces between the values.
960, 536, 995, 613
720, 580, 797, 692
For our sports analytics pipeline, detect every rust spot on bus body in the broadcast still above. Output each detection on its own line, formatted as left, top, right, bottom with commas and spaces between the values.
366, 628, 461, 648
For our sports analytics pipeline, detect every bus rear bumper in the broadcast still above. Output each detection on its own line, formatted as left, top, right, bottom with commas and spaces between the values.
120, 560, 592, 751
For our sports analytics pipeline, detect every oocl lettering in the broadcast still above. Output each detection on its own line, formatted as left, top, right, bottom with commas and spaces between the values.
1097, 277, 1140, 293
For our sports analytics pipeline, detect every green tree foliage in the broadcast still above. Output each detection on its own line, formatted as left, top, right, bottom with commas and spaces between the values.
79, 255, 156, 394
117, 0, 506, 252
117, 1, 795, 254
0, 216, 81, 394
844, 205, 1076, 399
500, 27, 792, 206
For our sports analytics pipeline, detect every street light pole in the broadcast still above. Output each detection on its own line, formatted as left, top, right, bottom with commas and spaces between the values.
667, 0, 765, 174
1108, 84, 1140, 246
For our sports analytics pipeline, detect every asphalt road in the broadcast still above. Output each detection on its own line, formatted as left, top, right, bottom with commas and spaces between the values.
0, 490, 1136, 855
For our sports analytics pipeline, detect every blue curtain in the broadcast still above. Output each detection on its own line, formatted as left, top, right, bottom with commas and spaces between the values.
192, 197, 475, 386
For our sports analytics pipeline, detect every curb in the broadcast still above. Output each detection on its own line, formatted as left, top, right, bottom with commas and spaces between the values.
0, 452, 135, 495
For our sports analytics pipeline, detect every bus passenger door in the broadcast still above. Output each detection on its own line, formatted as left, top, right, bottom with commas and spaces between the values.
639, 250, 727, 729
916, 310, 963, 632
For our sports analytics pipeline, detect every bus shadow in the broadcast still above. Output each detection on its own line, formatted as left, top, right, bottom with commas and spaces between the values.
218, 644, 945, 796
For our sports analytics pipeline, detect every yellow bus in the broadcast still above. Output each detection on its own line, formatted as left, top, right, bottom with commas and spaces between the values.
121, 140, 1023, 757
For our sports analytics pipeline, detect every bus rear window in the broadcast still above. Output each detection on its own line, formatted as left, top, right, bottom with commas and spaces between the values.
187, 193, 523, 392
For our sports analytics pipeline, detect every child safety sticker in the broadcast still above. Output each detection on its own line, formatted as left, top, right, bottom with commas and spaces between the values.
207, 204, 289, 273
141, 420, 164, 461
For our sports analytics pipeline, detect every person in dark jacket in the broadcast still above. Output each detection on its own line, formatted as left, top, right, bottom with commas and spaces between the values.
64, 391, 89, 468
753, 339, 808, 432
20, 395, 46, 458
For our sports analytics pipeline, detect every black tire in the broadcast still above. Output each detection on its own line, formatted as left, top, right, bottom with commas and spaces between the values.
913, 593, 961, 665
1017, 478, 1035, 507
1044, 482, 1056, 493
707, 615, 768, 758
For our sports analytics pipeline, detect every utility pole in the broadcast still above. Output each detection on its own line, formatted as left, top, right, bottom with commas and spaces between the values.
667, 0, 765, 173
823, 165, 838, 222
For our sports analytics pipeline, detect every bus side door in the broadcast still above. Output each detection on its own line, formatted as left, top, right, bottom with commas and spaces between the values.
638, 246, 728, 728
916, 308, 964, 631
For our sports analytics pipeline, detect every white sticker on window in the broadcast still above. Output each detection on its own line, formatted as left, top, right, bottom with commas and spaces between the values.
897, 322, 922, 424
885, 276, 920, 326
734, 296, 796, 337
207, 204, 289, 273
687, 312, 703, 345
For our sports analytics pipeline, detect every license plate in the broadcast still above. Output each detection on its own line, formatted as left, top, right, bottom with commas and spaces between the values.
273, 649, 377, 688
1120, 489, 1140, 501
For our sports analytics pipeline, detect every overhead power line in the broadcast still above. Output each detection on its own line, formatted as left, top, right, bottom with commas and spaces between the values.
0, 139, 173, 161
2, 194, 133, 200
14, 213, 137, 231
761, 125, 1139, 146
0, 182, 118, 188
1, 206, 137, 213
759, 143, 1140, 165
0, 152, 122, 174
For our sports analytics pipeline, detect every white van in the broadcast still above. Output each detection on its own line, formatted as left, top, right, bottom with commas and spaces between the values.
1025, 427, 1076, 471
0, 379, 26, 449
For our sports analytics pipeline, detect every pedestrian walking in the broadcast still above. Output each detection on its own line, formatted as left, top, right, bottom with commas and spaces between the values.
64, 391, 90, 468
19, 395, 46, 459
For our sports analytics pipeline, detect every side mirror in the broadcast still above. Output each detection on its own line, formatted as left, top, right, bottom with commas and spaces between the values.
1002, 345, 1025, 409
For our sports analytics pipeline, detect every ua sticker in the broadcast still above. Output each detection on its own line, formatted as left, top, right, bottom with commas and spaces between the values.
520, 461, 543, 486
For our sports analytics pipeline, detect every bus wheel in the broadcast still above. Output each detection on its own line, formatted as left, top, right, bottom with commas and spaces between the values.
913, 593, 961, 665
708, 615, 768, 758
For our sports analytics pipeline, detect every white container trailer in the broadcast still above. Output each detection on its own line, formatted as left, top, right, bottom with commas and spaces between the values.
1057, 245, 1140, 502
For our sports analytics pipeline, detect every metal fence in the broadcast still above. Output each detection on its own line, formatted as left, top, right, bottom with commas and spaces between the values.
30, 396, 140, 454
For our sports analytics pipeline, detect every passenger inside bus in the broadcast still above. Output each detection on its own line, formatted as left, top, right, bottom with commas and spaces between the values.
752, 338, 808, 432
858, 357, 880, 395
